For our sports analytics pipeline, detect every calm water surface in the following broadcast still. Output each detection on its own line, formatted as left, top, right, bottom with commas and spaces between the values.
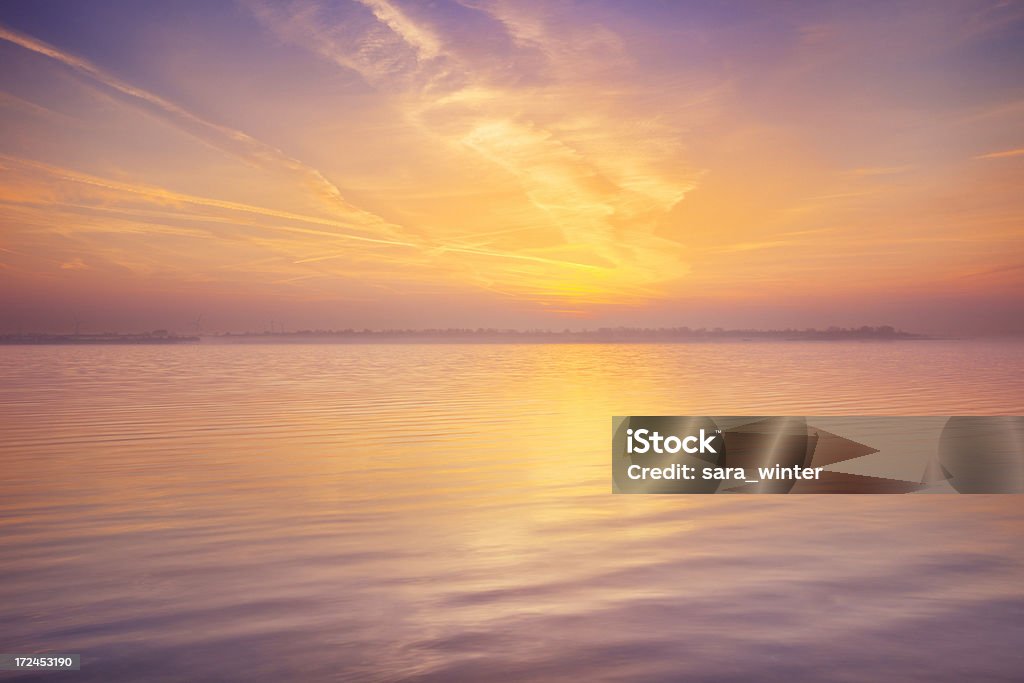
1, 341, 1023, 681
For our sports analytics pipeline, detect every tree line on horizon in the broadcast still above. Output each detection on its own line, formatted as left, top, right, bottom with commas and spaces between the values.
218, 324, 919, 339
0, 325, 927, 343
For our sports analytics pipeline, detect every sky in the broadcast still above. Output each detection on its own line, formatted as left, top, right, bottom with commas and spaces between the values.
0, 0, 1021, 335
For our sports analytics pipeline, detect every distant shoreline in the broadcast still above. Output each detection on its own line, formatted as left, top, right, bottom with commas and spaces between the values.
0, 326, 939, 345
0, 334, 200, 345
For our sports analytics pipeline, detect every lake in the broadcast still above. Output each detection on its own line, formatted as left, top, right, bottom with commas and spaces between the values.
1, 341, 1022, 681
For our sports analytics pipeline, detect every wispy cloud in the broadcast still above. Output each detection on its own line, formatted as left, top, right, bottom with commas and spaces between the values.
357, 0, 442, 60
0, 152, 609, 286
849, 165, 913, 176
974, 147, 1024, 160
0, 153, 417, 248
0, 22, 400, 237
59, 257, 90, 270
246, 0, 700, 301
246, 0, 454, 91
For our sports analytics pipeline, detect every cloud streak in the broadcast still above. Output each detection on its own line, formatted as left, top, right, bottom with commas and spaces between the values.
0, 22, 402, 238
975, 147, 1024, 160
247, 0, 700, 301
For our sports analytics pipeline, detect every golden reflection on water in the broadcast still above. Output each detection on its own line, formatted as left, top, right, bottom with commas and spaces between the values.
1, 341, 1023, 681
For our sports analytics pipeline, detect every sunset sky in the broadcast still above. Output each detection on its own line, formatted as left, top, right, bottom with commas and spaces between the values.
0, 0, 1022, 334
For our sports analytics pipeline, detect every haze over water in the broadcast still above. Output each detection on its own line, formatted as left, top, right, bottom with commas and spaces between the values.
2, 340, 1023, 681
